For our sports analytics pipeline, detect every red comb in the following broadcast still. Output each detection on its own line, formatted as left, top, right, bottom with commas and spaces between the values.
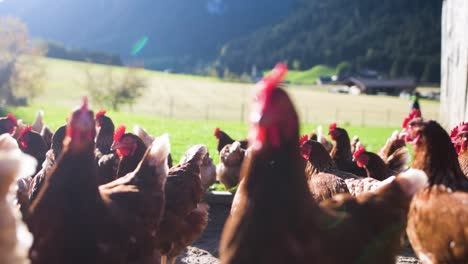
114, 125, 126, 141
96, 110, 106, 118
450, 125, 460, 140
402, 109, 422, 129
214, 127, 221, 136
7, 113, 17, 125
299, 134, 309, 146
329, 122, 337, 131
258, 63, 288, 93
353, 145, 366, 159
450, 122, 468, 139
19, 126, 32, 139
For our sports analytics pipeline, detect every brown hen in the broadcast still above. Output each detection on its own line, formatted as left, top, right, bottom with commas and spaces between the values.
221, 63, 426, 264
353, 131, 410, 181
97, 125, 147, 184
134, 125, 174, 168
155, 144, 210, 264
28, 124, 67, 204
301, 136, 385, 196
406, 118, 468, 263
214, 127, 248, 153
300, 138, 349, 201
217, 141, 246, 189
328, 123, 367, 176
28, 98, 169, 264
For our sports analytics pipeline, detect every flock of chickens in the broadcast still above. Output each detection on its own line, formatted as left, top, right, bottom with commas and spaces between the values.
0, 63, 467, 264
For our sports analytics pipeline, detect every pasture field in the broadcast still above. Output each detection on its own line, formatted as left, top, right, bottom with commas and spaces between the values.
5, 57, 435, 161
30, 58, 439, 126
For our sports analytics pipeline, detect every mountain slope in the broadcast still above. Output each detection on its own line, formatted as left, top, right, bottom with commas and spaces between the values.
0, 0, 297, 72
215, 0, 441, 82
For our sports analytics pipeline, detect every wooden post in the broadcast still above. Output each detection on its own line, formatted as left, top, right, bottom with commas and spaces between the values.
440, 0, 468, 128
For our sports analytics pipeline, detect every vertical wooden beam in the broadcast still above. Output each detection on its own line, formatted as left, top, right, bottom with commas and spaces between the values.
441, 0, 468, 128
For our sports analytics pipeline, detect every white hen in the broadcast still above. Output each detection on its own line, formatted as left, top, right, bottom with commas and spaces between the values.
0, 134, 36, 264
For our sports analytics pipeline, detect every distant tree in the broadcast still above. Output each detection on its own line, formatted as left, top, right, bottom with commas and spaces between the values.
0, 16, 45, 106
420, 61, 434, 83
84, 67, 147, 111
389, 59, 402, 78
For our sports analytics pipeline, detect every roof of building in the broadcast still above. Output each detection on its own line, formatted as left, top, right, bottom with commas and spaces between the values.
344, 77, 417, 90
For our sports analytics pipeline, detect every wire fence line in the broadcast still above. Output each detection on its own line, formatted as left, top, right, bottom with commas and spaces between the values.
131, 96, 439, 127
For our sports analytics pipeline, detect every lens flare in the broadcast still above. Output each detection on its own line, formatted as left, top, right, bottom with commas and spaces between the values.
131, 36, 149, 56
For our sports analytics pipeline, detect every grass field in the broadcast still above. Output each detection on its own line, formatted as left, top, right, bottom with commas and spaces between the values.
4, 57, 438, 162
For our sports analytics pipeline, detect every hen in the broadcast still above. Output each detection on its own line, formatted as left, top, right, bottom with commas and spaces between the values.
155, 144, 210, 264
301, 135, 385, 196
28, 99, 115, 264
99, 133, 170, 263
378, 130, 410, 169
0, 113, 18, 135
405, 118, 468, 263
28, 98, 169, 264
216, 141, 246, 189
28, 125, 67, 204
134, 125, 174, 168
214, 127, 248, 153
15, 126, 48, 217
95, 110, 115, 156
221, 63, 427, 264
300, 136, 350, 201
97, 125, 147, 184
94, 111, 119, 185
0, 134, 35, 264
353, 131, 409, 181
180, 144, 216, 191
328, 123, 367, 176
450, 121, 468, 176
17, 126, 48, 175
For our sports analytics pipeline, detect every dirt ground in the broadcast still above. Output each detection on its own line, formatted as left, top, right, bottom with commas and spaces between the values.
175, 203, 421, 264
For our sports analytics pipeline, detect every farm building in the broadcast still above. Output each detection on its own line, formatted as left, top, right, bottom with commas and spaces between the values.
343, 77, 417, 95
440, 0, 468, 128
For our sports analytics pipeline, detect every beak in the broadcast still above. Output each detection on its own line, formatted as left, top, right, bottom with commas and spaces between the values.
110, 141, 122, 151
